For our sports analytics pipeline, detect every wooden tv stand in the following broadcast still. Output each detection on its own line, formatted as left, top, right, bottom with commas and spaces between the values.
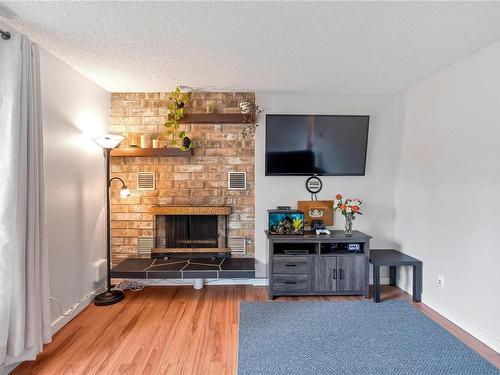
266, 230, 371, 300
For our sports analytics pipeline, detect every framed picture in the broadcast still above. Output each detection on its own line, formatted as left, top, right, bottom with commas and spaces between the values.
297, 200, 334, 227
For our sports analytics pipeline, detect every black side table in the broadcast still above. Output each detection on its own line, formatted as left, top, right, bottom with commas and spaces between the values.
369, 249, 422, 303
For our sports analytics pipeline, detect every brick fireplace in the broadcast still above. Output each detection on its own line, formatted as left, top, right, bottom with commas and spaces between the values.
109, 92, 255, 266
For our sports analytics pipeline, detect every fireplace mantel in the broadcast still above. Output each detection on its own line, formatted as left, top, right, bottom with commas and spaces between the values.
150, 206, 232, 216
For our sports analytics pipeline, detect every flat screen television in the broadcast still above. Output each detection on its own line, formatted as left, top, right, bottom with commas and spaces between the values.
265, 114, 369, 176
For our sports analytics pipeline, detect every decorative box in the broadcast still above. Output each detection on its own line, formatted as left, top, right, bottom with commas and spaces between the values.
268, 209, 304, 235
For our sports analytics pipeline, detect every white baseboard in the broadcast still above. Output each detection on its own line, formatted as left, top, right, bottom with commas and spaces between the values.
251, 278, 269, 286
370, 277, 390, 285
422, 296, 500, 354
50, 287, 105, 334
397, 279, 499, 353
136, 277, 391, 288
396, 279, 411, 295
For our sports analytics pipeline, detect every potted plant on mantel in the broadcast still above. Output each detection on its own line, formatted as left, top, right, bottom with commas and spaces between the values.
164, 86, 193, 151
334, 194, 363, 237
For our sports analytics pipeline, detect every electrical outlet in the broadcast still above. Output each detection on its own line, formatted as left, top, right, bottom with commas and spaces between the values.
93, 259, 107, 283
437, 274, 445, 288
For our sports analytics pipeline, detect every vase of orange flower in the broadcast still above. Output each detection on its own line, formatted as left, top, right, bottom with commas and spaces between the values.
334, 194, 362, 237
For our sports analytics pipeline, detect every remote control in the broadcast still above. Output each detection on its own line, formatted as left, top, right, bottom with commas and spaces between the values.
315, 228, 331, 235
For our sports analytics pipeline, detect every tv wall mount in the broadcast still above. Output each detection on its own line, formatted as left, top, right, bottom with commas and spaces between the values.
305, 175, 322, 200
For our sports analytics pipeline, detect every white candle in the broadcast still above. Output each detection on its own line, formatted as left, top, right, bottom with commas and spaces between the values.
152, 139, 159, 148
140, 134, 147, 148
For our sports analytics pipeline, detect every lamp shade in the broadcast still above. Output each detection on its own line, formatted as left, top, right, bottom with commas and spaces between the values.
119, 186, 131, 198
93, 134, 124, 149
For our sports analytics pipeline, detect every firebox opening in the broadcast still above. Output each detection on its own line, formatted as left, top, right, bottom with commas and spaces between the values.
156, 214, 220, 249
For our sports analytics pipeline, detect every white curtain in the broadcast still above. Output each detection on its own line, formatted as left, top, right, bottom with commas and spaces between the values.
0, 27, 51, 366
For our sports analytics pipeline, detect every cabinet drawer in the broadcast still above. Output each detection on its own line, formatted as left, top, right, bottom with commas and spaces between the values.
272, 274, 309, 292
273, 257, 309, 274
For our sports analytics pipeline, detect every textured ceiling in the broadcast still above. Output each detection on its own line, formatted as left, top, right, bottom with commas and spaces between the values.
3, 1, 500, 94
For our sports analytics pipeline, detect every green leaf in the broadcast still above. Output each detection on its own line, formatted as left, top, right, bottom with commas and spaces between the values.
179, 131, 186, 138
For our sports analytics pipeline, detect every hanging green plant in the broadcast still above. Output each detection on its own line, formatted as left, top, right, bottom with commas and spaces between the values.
164, 86, 193, 151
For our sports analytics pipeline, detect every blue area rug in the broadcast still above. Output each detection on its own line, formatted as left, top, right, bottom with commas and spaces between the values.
238, 301, 499, 375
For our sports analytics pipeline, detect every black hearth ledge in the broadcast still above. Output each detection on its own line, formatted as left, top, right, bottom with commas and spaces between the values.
110, 257, 255, 279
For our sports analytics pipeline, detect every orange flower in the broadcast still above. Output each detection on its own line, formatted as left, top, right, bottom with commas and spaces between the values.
335, 194, 342, 200
352, 206, 360, 212
341, 204, 346, 211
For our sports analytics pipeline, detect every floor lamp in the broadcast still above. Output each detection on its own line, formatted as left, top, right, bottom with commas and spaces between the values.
93, 134, 130, 306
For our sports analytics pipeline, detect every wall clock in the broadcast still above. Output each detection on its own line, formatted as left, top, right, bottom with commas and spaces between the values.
305, 175, 322, 200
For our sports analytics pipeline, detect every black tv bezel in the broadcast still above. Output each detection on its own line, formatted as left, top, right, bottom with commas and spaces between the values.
265, 114, 370, 177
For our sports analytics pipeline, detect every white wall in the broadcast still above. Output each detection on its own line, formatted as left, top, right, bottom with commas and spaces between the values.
395, 41, 500, 352
255, 93, 399, 278
40, 49, 110, 331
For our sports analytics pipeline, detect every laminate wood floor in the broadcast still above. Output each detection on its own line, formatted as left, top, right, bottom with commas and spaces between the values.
12, 286, 499, 374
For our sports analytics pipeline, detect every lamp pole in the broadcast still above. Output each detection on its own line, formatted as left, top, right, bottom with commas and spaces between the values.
94, 148, 125, 306
105, 148, 112, 291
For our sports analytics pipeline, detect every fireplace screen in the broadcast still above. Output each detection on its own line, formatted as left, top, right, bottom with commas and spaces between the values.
156, 215, 224, 249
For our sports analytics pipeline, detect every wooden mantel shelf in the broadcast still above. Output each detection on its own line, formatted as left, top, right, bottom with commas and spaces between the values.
110, 148, 193, 157
151, 206, 232, 215
179, 113, 245, 124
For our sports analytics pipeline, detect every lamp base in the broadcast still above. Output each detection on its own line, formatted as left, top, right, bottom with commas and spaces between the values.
94, 289, 124, 306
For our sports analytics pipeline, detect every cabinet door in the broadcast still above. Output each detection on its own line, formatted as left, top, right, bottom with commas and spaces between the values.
337, 256, 366, 292
312, 256, 337, 292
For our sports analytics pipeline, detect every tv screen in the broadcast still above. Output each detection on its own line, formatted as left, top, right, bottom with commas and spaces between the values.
265, 114, 369, 176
